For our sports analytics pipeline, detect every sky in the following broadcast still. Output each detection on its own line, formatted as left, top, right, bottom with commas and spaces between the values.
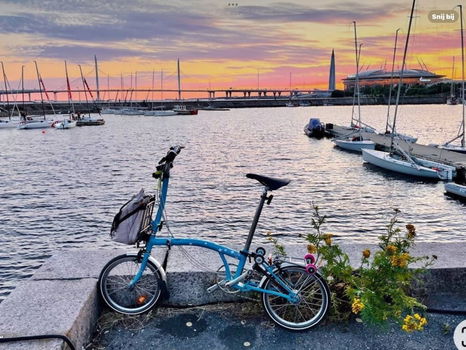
0, 0, 463, 97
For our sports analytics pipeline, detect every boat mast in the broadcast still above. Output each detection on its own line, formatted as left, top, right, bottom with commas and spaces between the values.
1, 62, 10, 116
94, 55, 100, 102
65, 60, 74, 114
21, 65, 24, 110
352, 21, 361, 128
177, 58, 181, 100
459, 4, 465, 147
385, 28, 400, 133
390, 0, 416, 152
78, 64, 91, 116
450, 56, 456, 99
151, 69, 155, 108
161, 68, 164, 100
34, 61, 46, 119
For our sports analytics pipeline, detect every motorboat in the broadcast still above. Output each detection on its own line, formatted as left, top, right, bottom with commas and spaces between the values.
76, 115, 105, 126
173, 105, 198, 115
304, 118, 325, 139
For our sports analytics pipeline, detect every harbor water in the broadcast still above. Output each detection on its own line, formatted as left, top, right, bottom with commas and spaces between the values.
0, 104, 465, 301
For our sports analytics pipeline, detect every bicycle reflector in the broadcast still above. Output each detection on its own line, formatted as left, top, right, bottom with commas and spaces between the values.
136, 295, 147, 305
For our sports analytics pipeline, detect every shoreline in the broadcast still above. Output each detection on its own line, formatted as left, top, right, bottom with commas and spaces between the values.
0, 95, 450, 116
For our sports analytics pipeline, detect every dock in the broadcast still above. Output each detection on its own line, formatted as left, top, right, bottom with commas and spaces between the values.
326, 124, 466, 168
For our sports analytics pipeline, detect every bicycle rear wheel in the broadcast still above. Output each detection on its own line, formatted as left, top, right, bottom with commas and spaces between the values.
261, 265, 330, 330
99, 254, 164, 314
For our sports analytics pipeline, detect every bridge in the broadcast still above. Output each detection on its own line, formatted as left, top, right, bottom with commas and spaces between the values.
0, 88, 329, 103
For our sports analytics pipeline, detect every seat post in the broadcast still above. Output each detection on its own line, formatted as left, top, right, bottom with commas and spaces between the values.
243, 187, 268, 253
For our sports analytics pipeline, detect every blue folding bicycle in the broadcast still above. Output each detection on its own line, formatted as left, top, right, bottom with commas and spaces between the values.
99, 146, 330, 330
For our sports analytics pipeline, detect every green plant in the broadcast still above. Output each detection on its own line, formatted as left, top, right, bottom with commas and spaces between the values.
306, 204, 435, 330
266, 232, 287, 258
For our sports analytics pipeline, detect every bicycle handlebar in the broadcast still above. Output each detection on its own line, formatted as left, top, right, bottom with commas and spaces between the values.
158, 145, 184, 165
153, 145, 184, 179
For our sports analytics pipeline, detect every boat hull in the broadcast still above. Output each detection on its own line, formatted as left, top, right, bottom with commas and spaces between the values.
0, 120, 19, 129
145, 110, 178, 116
333, 139, 375, 152
17, 120, 53, 129
362, 149, 453, 180
54, 120, 77, 129
445, 183, 466, 198
438, 144, 466, 154
76, 119, 105, 126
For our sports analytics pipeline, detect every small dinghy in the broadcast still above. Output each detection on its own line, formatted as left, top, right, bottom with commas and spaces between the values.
53, 118, 77, 129
333, 136, 375, 152
304, 118, 325, 139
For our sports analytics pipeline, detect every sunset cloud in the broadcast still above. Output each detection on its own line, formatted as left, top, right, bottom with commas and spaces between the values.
0, 0, 462, 91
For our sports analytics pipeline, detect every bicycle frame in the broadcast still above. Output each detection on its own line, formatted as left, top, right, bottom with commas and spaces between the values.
130, 175, 299, 302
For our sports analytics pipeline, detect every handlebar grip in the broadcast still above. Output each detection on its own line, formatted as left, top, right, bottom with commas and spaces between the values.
158, 145, 184, 164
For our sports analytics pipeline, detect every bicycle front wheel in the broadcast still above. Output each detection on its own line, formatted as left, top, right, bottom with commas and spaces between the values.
261, 265, 330, 330
99, 254, 164, 314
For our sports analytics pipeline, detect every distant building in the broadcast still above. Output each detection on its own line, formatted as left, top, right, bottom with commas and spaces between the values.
342, 69, 444, 90
328, 49, 336, 91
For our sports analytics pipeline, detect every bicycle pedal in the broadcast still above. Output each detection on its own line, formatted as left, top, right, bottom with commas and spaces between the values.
207, 284, 220, 293
207, 280, 225, 293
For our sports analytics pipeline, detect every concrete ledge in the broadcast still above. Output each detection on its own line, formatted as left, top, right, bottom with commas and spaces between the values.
0, 243, 465, 349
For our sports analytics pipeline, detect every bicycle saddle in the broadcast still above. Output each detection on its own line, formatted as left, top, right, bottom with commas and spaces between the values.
246, 173, 290, 190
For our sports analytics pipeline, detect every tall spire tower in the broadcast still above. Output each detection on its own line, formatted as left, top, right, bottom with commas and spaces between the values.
328, 49, 336, 91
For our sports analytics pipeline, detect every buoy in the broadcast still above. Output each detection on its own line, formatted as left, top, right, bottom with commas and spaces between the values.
41, 130, 46, 134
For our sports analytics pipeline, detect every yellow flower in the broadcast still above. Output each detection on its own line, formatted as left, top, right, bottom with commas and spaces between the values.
362, 249, 371, 259
323, 234, 333, 246
307, 244, 317, 254
402, 313, 427, 332
390, 253, 410, 268
390, 255, 400, 267
399, 253, 410, 267
386, 245, 397, 255
351, 298, 365, 314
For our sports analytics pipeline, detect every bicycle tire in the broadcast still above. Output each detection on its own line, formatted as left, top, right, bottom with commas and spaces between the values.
99, 254, 163, 314
261, 265, 330, 330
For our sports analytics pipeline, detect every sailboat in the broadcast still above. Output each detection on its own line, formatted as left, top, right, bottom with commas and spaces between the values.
18, 62, 54, 129
75, 64, 105, 126
362, 0, 456, 181
54, 61, 77, 130
0, 63, 20, 129
333, 21, 375, 152
383, 29, 417, 143
172, 59, 198, 115
439, 5, 465, 154
143, 68, 177, 116
445, 6, 466, 199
